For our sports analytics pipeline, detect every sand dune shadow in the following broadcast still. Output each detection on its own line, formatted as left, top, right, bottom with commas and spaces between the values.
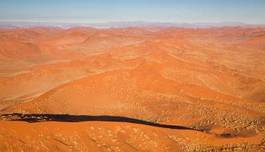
0, 113, 202, 131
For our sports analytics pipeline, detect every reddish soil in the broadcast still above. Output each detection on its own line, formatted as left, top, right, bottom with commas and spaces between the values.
0, 27, 265, 151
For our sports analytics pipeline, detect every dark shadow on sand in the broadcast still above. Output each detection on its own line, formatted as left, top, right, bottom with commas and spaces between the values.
0, 113, 203, 131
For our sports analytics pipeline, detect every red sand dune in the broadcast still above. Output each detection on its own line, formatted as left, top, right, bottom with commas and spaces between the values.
0, 27, 265, 151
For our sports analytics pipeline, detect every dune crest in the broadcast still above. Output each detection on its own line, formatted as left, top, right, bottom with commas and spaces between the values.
1, 27, 265, 151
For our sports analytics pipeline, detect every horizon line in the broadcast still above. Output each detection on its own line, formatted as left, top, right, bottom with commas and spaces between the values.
1, 19, 265, 25
1, 20, 265, 29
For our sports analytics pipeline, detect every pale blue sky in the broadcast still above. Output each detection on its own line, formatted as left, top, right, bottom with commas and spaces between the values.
0, 0, 265, 24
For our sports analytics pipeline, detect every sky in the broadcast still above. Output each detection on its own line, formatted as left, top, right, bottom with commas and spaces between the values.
0, 0, 265, 24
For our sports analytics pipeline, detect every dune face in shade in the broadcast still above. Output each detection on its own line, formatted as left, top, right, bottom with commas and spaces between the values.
0, 27, 265, 151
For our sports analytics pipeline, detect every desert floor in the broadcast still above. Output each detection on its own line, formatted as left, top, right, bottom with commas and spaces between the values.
0, 27, 265, 151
